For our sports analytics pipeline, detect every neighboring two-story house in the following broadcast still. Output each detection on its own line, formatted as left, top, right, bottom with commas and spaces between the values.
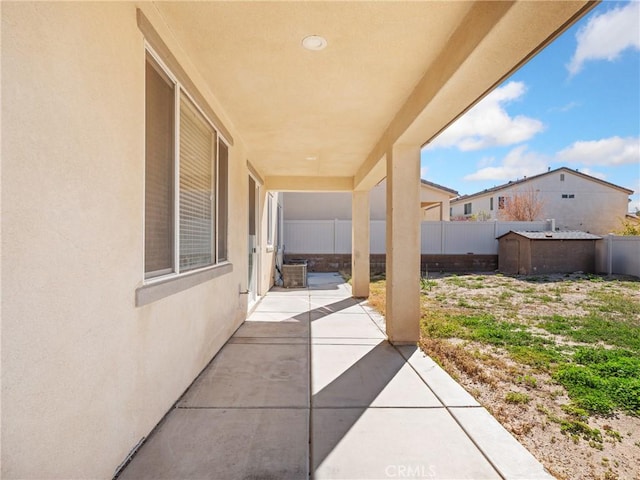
450, 167, 633, 234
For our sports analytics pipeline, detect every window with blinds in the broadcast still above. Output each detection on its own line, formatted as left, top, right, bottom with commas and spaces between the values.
179, 94, 214, 271
144, 49, 230, 281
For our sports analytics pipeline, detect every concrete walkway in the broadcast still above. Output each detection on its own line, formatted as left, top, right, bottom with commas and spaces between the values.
119, 272, 553, 480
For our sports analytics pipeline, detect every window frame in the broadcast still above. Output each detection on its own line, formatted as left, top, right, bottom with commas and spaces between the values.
266, 193, 274, 247
463, 202, 472, 215
144, 44, 231, 285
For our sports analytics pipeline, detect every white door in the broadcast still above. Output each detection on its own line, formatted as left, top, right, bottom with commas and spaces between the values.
248, 176, 259, 307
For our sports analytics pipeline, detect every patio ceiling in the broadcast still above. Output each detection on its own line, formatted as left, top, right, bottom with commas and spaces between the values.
154, 1, 595, 190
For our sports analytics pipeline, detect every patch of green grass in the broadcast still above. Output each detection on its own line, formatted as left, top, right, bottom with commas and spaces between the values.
518, 286, 536, 294
553, 348, 640, 415
518, 374, 538, 388
559, 419, 603, 445
603, 426, 622, 442
445, 275, 466, 287
538, 314, 640, 352
420, 313, 463, 338
455, 314, 540, 347
420, 277, 437, 291
498, 291, 514, 301
561, 404, 589, 420
505, 391, 531, 404
508, 345, 564, 371
538, 404, 604, 448
457, 299, 475, 309
589, 290, 640, 317
443, 275, 484, 289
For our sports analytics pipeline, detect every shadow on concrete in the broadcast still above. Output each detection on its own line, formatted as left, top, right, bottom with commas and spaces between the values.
311, 341, 409, 472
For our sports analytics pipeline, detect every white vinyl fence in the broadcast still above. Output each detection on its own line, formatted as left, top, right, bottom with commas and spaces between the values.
595, 234, 640, 277
284, 220, 551, 255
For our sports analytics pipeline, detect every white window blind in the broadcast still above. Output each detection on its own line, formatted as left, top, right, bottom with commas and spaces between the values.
179, 94, 215, 271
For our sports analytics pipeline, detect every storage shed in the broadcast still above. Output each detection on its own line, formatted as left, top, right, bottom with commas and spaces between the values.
497, 231, 601, 275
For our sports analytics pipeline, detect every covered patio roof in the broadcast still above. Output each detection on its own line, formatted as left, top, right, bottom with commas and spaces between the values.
153, 1, 595, 191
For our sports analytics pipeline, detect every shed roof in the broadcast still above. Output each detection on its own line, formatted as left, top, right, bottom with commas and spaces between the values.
497, 230, 602, 240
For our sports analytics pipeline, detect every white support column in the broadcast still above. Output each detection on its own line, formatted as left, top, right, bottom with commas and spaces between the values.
352, 190, 370, 298
386, 144, 421, 344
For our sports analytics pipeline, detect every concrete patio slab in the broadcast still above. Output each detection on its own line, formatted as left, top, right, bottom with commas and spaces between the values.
450, 407, 555, 479
308, 284, 352, 295
120, 273, 553, 480
397, 345, 480, 407
119, 408, 308, 480
311, 312, 385, 339
268, 286, 310, 296
254, 295, 313, 313
233, 318, 309, 338
312, 407, 500, 480
312, 342, 442, 407
229, 336, 309, 345
247, 310, 310, 322
310, 337, 385, 345
317, 303, 370, 315
309, 296, 360, 309
178, 343, 309, 408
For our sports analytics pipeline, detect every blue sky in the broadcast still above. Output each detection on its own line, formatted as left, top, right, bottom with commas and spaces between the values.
421, 0, 640, 212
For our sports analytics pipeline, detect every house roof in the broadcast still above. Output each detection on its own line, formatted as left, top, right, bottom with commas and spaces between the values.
451, 167, 634, 204
497, 230, 602, 240
420, 179, 458, 197
151, 3, 595, 192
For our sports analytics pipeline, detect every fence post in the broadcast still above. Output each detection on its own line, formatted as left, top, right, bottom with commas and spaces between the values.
607, 233, 614, 276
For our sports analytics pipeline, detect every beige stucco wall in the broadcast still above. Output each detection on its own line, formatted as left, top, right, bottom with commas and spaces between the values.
451, 170, 631, 233
2, 3, 253, 478
283, 179, 452, 221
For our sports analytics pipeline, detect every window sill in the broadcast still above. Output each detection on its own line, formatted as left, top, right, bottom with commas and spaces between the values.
136, 262, 233, 307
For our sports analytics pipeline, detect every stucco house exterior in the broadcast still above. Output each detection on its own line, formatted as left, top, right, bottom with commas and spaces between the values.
450, 167, 634, 234
2, 2, 597, 478
284, 178, 458, 222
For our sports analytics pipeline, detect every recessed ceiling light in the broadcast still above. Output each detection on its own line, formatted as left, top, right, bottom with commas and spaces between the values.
302, 35, 327, 51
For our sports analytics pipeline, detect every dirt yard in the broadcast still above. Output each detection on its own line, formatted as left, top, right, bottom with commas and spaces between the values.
368, 272, 640, 480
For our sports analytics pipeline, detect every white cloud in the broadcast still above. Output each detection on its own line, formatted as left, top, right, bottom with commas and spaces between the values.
567, 2, 640, 75
428, 81, 544, 151
549, 101, 581, 113
477, 156, 496, 168
556, 136, 640, 166
420, 165, 429, 178
463, 145, 548, 181
578, 167, 607, 180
